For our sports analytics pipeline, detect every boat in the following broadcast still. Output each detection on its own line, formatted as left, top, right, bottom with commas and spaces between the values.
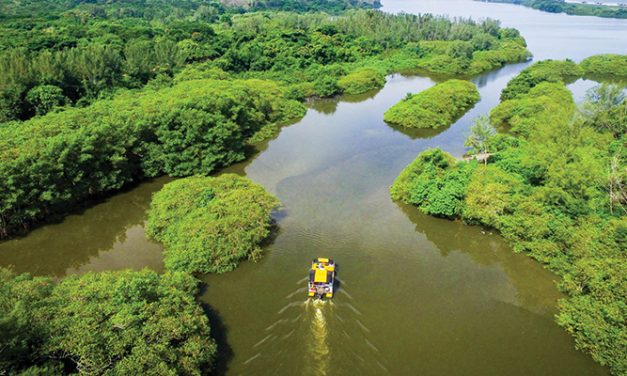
308, 258, 335, 299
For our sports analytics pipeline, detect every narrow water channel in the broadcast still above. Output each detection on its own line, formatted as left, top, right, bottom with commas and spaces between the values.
1, 1, 625, 374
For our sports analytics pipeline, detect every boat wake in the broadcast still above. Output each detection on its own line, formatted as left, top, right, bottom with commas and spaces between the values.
239, 278, 389, 375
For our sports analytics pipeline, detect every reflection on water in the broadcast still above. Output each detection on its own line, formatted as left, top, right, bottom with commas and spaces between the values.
0, 178, 168, 276
382, 0, 627, 62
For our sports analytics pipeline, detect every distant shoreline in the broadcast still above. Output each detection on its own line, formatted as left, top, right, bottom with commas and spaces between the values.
476, 0, 627, 18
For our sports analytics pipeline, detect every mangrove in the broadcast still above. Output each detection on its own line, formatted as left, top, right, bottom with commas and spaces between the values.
0, 268, 216, 375
384, 79, 480, 129
146, 174, 280, 274
0, 79, 302, 239
391, 73, 627, 374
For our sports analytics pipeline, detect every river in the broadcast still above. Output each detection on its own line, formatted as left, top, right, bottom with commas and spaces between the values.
1, 1, 626, 374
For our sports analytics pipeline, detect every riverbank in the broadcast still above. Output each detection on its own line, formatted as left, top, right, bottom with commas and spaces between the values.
476, 0, 627, 18
2, 0, 626, 374
391, 59, 626, 374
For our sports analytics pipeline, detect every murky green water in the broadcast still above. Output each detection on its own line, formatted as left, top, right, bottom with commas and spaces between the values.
2, 0, 625, 374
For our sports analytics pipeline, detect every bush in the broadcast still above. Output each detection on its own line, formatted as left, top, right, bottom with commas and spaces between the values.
337, 67, 386, 95
390, 148, 477, 218
0, 79, 304, 238
462, 165, 524, 227
384, 79, 480, 129
0, 268, 216, 375
490, 81, 575, 136
25, 85, 66, 116
146, 174, 280, 274
500, 59, 582, 100
313, 76, 341, 97
580, 54, 627, 78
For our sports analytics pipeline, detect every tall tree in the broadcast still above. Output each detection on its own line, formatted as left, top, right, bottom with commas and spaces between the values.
465, 115, 496, 165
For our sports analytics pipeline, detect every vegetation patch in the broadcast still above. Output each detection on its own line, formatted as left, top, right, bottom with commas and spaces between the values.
384, 79, 480, 129
391, 148, 478, 217
580, 54, 627, 78
0, 79, 301, 239
392, 74, 627, 374
491, 81, 575, 136
338, 67, 386, 95
500, 59, 582, 100
0, 268, 216, 375
0, 10, 529, 122
146, 174, 280, 274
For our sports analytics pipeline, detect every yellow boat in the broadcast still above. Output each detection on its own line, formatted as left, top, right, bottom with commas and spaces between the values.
308, 258, 335, 299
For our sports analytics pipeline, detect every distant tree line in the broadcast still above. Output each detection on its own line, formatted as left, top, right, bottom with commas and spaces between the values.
481, 0, 627, 18
0, 6, 529, 122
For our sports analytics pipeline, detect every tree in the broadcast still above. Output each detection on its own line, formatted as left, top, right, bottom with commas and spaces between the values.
580, 84, 626, 138
465, 115, 496, 165
0, 268, 217, 375
146, 174, 280, 274
26, 85, 66, 116
608, 154, 626, 214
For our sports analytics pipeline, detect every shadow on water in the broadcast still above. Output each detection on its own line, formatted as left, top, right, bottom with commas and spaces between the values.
384, 111, 464, 140
1, 176, 160, 241
0, 177, 169, 276
306, 87, 383, 115
395, 201, 563, 314
199, 284, 234, 376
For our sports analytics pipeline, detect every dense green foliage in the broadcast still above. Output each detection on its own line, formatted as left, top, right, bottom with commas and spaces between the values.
499, 59, 582, 100
0, 0, 379, 19
392, 74, 627, 373
0, 78, 302, 238
0, 268, 216, 375
483, 0, 627, 19
391, 148, 479, 217
0, 5, 529, 122
245, 0, 381, 13
384, 79, 480, 128
147, 174, 280, 274
580, 54, 627, 78
337, 67, 386, 95
492, 81, 576, 136
0, 2, 532, 237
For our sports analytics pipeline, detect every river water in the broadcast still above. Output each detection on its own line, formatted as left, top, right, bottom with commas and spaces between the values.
1, 1, 626, 374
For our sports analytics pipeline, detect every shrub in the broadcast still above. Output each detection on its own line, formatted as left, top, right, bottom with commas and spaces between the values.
25, 85, 66, 116
490, 81, 575, 136
579, 54, 627, 78
384, 79, 480, 129
500, 59, 583, 100
337, 67, 386, 95
390, 148, 477, 218
146, 174, 280, 274
313, 76, 341, 97
0, 79, 304, 238
0, 268, 216, 375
